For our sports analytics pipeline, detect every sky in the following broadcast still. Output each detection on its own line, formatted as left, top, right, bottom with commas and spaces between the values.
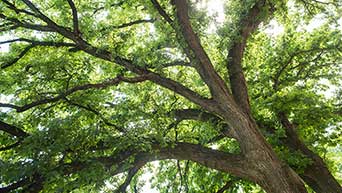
0, 34, 11, 53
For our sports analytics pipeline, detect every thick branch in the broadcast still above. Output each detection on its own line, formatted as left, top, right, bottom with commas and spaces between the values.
66, 0, 80, 34
71, 40, 215, 110
1, 138, 245, 192
112, 57, 217, 112
101, 142, 247, 179
43, 142, 246, 193
150, 0, 173, 25
227, 0, 267, 115
172, 109, 235, 138
276, 112, 342, 193
115, 166, 142, 193
174, 0, 231, 101
0, 173, 43, 193
0, 177, 31, 193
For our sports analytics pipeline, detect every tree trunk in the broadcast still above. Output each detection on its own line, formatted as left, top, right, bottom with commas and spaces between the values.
218, 107, 308, 193
253, 160, 307, 193
278, 112, 342, 193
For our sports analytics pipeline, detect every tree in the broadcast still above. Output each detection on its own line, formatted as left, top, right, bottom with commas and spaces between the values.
0, 0, 341, 192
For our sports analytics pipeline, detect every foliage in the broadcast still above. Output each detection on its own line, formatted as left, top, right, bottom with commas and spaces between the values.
0, 0, 341, 192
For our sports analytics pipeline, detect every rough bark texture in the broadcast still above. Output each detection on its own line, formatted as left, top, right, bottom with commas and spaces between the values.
177, 1, 310, 191
218, 108, 307, 193
278, 112, 342, 193
223, 0, 341, 192
227, 0, 265, 116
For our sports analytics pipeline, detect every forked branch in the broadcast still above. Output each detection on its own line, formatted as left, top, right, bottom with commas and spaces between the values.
0, 38, 77, 69
173, 0, 231, 100
115, 166, 142, 193
1, 0, 217, 114
227, 0, 268, 115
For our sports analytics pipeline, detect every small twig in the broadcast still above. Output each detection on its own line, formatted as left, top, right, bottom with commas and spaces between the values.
114, 19, 155, 29
1, 44, 34, 69
0, 139, 23, 151
65, 99, 126, 133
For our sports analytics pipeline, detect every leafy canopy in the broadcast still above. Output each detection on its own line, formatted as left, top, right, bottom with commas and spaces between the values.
0, 0, 341, 192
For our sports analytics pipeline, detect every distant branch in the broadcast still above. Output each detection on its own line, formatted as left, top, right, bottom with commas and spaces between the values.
1, 44, 34, 69
65, 99, 126, 133
92, 1, 125, 15
273, 46, 340, 89
0, 38, 77, 69
0, 75, 149, 112
21, 0, 75, 37
160, 60, 191, 68
113, 19, 155, 29
0, 120, 29, 137
0, 38, 77, 47
1, 0, 36, 16
0, 13, 54, 32
298, 0, 339, 14
100, 19, 156, 33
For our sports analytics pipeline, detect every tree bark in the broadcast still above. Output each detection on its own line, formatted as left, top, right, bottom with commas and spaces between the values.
223, 0, 341, 190
301, 160, 342, 193
215, 104, 307, 193
278, 112, 342, 193
2, 1, 340, 192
